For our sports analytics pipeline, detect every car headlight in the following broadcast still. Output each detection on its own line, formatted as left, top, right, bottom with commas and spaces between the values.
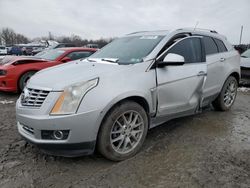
0, 70, 7, 76
50, 78, 99, 115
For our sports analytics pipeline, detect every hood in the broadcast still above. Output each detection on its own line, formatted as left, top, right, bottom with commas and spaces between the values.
240, 57, 250, 68
28, 59, 132, 91
0, 55, 49, 66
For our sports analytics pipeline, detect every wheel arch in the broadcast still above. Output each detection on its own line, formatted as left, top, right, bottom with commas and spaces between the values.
95, 95, 151, 145
100, 95, 150, 125
229, 72, 240, 84
17, 69, 39, 91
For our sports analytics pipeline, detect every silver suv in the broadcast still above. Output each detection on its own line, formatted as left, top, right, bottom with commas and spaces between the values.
16, 28, 240, 161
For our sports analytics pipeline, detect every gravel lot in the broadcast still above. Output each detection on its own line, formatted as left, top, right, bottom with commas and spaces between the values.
0, 88, 250, 188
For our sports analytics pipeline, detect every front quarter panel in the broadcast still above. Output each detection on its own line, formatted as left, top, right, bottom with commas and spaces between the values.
77, 62, 156, 139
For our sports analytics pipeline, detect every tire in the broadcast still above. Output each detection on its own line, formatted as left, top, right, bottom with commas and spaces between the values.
97, 101, 149, 161
18, 71, 36, 91
212, 76, 238, 111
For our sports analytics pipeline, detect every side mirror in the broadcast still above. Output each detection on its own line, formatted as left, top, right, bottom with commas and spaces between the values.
158, 53, 185, 67
61, 57, 71, 63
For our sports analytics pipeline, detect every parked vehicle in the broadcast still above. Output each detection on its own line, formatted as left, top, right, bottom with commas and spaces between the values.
86, 44, 99, 49
21, 46, 34, 56
16, 28, 240, 161
240, 49, 250, 81
32, 43, 76, 55
9, 46, 22, 56
0, 47, 96, 92
0, 46, 8, 55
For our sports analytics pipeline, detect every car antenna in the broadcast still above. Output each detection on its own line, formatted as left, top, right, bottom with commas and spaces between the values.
193, 21, 199, 31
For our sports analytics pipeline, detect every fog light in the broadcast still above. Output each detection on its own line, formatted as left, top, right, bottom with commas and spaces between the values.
41, 130, 69, 140
53, 130, 64, 140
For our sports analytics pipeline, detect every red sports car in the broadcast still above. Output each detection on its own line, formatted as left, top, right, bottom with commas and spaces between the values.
0, 47, 97, 92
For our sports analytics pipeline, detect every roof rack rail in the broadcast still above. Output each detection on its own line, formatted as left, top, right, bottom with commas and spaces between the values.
127, 30, 169, 35
177, 28, 218, 34
127, 31, 149, 35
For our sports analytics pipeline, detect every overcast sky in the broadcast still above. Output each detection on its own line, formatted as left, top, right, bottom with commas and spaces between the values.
0, 0, 249, 44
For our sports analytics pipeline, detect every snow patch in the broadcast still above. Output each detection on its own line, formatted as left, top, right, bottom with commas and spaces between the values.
238, 87, 250, 92
0, 100, 14, 104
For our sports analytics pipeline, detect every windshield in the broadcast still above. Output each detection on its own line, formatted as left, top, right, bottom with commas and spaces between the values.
35, 49, 65, 60
0, 56, 15, 65
241, 49, 250, 58
90, 35, 164, 64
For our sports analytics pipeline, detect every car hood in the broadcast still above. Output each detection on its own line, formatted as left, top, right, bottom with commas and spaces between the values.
28, 59, 132, 91
240, 57, 250, 68
0, 56, 49, 65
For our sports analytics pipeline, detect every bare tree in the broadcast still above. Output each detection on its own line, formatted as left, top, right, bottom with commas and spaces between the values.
0, 27, 29, 45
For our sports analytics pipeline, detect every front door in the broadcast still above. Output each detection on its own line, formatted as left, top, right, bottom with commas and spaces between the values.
156, 36, 207, 116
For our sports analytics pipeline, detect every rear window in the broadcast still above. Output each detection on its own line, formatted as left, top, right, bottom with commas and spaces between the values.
214, 38, 227, 52
0, 46, 6, 50
203, 36, 218, 55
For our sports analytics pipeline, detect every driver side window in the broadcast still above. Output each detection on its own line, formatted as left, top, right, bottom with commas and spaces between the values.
162, 38, 204, 63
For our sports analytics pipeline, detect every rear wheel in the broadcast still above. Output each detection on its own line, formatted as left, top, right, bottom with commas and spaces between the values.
212, 76, 238, 111
18, 71, 36, 91
97, 101, 148, 161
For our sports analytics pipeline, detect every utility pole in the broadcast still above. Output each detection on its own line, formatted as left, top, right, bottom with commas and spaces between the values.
239, 25, 243, 44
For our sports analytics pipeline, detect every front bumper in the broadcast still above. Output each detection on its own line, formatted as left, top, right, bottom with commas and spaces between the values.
21, 134, 95, 157
16, 97, 102, 157
0, 75, 17, 92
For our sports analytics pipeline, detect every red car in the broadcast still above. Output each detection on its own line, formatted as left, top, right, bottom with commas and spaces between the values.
0, 47, 97, 92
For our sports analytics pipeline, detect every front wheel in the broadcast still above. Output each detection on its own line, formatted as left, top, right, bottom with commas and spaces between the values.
97, 101, 149, 161
212, 76, 238, 111
18, 71, 36, 92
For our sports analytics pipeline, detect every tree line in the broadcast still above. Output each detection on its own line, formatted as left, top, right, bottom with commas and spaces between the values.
0, 28, 29, 46
0, 27, 112, 48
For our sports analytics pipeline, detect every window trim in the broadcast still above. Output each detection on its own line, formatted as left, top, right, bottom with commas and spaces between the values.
156, 32, 191, 57
213, 38, 228, 53
148, 36, 206, 71
194, 35, 228, 55
156, 36, 205, 63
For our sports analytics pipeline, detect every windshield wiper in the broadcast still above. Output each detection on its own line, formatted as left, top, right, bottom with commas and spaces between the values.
241, 55, 247, 58
86, 58, 97, 62
101, 58, 119, 63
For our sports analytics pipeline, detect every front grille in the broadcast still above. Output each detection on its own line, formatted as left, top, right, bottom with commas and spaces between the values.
21, 88, 50, 107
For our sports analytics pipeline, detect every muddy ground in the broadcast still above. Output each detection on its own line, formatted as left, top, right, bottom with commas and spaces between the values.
0, 88, 249, 188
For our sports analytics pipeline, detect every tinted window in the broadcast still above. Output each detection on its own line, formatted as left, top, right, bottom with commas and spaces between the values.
67, 51, 94, 60
214, 38, 227, 52
241, 49, 250, 58
203, 36, 218, 55
164, 38, 203, 63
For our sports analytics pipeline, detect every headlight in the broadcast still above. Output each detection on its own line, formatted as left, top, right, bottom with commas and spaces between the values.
0, 70, 7, 76
50, 78, 99, 115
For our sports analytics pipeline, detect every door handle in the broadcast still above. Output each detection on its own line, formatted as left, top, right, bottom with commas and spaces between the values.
220, 58, 226, 62
197, 71, 207, 76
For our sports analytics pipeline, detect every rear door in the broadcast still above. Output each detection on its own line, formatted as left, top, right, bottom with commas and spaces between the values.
202, 36, 227, 103
156, 36, 207, 116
